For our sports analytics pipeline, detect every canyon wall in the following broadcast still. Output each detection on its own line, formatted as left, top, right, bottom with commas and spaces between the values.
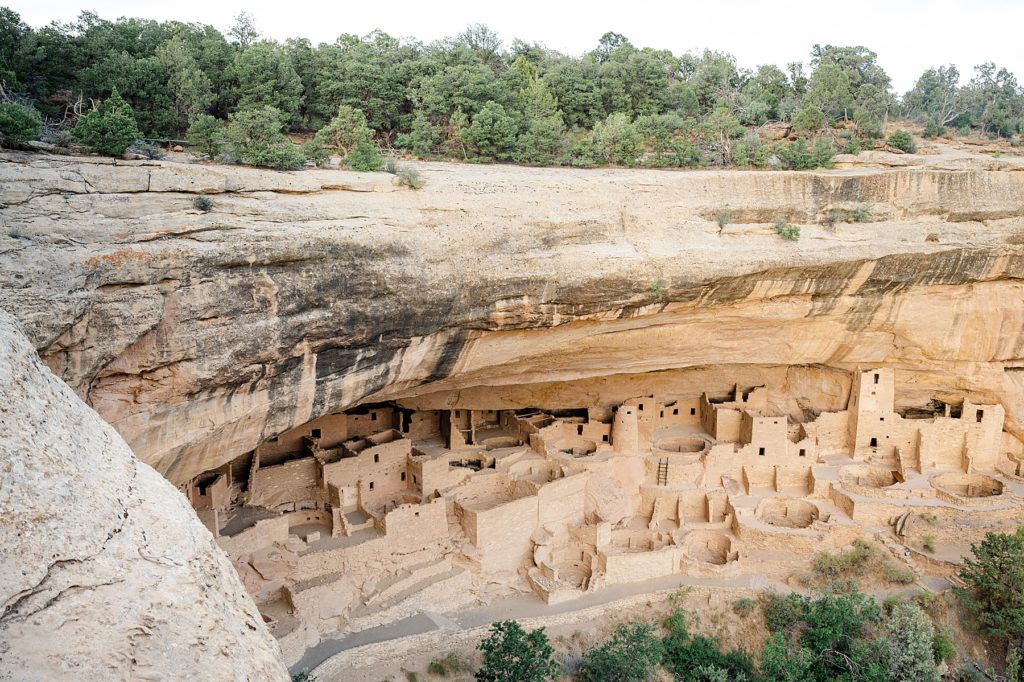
0, 310, 288, 681
1, 150, 1023, 484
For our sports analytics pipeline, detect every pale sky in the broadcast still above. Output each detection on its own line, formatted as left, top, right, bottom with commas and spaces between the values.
6, 0, 1023, 93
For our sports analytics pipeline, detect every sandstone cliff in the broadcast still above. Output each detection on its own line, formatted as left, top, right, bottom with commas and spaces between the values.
1, 149, 1023, 484
0, 311, 288, 681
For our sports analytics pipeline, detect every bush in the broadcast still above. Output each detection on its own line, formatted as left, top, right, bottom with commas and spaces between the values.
72, 88, 141, 157
933, 627, 956, 663
661, 610, 754, 682
427, 652, 469, 677
732, 598, 756, 616
465, 101, 519, 161
813, 539, 873, 578
577, 622, 663, 682
957, 528, 1024, 642
760, 587, 885, 682
127, 141, 165, 159
792, 106, 826, 135
776, 138, 817, 170
773, 216, 800, 241
475, 620, 558, 682
922, 118, 943, 139
0, 101, 42, 146
888, 129, 917, 153
226, 106, 306, 170
314, 105, 374, 156
186, 114, 226, 158
716, 210, 732, 229
301, 139, 329, 167
193, 195, 214, 212
382, 158, 424, 189
882, 561, 916, 585
922, 534, 936, 553
342, 142, 383, 171
592, 113, 642, 166
887, 602, 941, 682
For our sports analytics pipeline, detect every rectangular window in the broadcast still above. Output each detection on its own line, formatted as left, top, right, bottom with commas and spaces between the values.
638, 404, 644, 411
401, 472, 406, 481
454, 410, 460, 417
874, 373, 880, 384
602, 434, 609, 442
977, 409, 985, 423
374, 454, 379, 463
660, 411, 664, 418
690, 408, 696, 416
870, 437, 878, 448
369, 481, 374, 490
311, 428, 321, 438
577, 425, 584, 435
799, 449, 806, 457
413, 475, 418, 484
758, 447, 765, 456
673, 408, 679, 416
371, 413, 377, 421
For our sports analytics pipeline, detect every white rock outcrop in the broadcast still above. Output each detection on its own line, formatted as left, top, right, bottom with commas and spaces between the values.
0, 310, 288, 681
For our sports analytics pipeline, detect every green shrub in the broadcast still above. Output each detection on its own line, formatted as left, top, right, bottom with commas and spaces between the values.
922, 119, 943, 139
843, 137, 862, 154
812, 138, 835, 168
792, 106, 826, 135
888, 129, 917, 153
661, 609, 754, 682
301, 139, 329, 167
226, 106, 306, 170
427, 652, 469, 677
464, 101, 519, 161
343, 142, 384, 171
922, 534, 936, 553
732, 597, 756, 616
716, 210, 732, 229
186, 114, 226, 158
812, 539, 873, 578
193, 195, 214, 212
773, 216, 800, 241
314, 104, 374, 156
475, 620, 557, 682
957, 528, 1024, 642
127, 141, 165, 159
577, 622, 663, 682
776, 138, 818, 170
382, 158, 424, 189
932, 627, 956, 663
887, 603, 941, 682
72, 88, 141, 156
0, 101, 42, 146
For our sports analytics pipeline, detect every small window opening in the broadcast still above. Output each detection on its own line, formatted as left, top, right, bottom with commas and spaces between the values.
374, 454, 379, 463
874, 373, 880, 384
577, 425, 584, 435
311, 428, 321, 438
673, 408, 679, 415
602, 434, 609, 442
880, 417, 885, 422
660, 410, 664, 418
758, 447, 765, 456
414, 511, 419, 517
799, 448, 806, 457
977, 409, 985, 423
369, 481, 375, 490
869, 437, 878, 448
371, 412, 377, 421
413, 474, 418, 484
638, 404, 644, 411
401, 472, 406, 481
690, 407, 696, 416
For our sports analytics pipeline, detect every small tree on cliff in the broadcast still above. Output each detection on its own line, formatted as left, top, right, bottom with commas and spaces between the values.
476, 620, 558, 682
72, 88, 141, 156
957, 528, 1024, 645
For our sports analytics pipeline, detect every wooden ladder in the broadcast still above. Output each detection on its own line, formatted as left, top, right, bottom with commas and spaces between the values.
657, 458, 668, 486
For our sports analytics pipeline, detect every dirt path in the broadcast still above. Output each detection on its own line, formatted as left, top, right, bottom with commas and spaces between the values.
292, 572, 790, 677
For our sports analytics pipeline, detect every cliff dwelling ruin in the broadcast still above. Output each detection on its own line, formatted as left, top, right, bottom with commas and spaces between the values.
183, 367, 1024, 660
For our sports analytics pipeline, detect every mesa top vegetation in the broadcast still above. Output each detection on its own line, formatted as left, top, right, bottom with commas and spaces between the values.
0, 8, 1022, 168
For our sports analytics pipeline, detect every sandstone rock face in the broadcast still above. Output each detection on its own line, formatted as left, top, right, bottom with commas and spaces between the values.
2, 150, 1024, 484
0, 311, 288, 681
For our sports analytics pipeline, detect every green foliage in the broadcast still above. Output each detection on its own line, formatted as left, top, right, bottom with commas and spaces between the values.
0, 101, 41, 145
193, 195, 213, 212
922, 534, 936, 553
314, 105, 374, 156
343, 142, 383, 171
427, 652, 469, 677
882, 561, 915, 585
957, 528, 1024, 642
464, 101, 519, 161
776, 138, 818, 170
72, 88, 141, 156
732, 597, 755, 616
887, 129, 917, 153
592, 112, 642, 165
760, 587, 887, 682
229, 42, 304, 125
813, 539, 874, 578
932, 626, 956, 663
300, 138, 329, 166
716, 210, 732, 229
577, 622, 663, 682
661, 609, 754, 681
886, 603, 941, 682
186, 114, 225, 158
773, 216, 800, 241
475, 620, 557, 682
226, 105, 305, 169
